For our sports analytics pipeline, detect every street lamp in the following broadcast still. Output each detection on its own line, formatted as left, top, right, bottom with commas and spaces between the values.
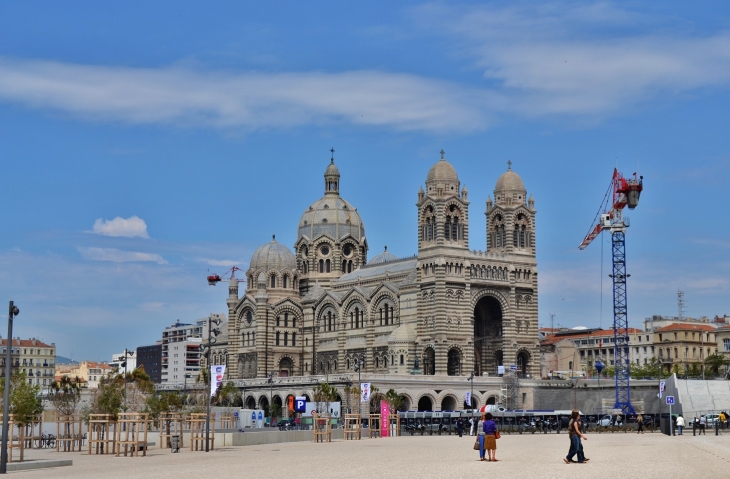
200, 315, 222, 452
353, 354, 364, 418
120, 349, 134, 411
467, 370, 475, 411
267, 373, 277, 421
1, 302, 20, 475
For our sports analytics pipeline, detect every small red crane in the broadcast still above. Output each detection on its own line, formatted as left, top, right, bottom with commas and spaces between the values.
207, 266, 244, 286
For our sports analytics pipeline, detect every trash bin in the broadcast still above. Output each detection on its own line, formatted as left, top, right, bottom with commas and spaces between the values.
171, 434, 180, 453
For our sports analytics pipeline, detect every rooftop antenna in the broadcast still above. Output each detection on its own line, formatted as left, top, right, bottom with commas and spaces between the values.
550, 313, 555, 331
678, 290, 686, 321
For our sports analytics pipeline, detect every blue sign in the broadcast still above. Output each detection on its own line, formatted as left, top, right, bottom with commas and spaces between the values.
251, 412, 256, 420
234, 412, 239, 418
666, 396, 675, 405
258, 411, 263, 420
294, 399, 306, 413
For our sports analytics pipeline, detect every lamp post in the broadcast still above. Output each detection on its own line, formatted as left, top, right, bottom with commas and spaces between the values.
201, 315, 221, 452
354, 355, 364, 418
1, 302, 20, 475
267, 373, 276, 422
467, 370, 475, 411
120, 348, 134, 411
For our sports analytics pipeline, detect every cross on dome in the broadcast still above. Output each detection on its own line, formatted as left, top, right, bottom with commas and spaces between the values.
330, 147, 335, 161
440, 149, 445, 160
507, 160, 512, 170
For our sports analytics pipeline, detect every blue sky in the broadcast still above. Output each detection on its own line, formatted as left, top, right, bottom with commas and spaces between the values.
1, 1, 728, 360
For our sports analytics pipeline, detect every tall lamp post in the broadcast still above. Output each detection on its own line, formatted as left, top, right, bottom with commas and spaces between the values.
120, 349, 134, 411
467, 370, 475, 411
267, 373, 275, 420
1, 303, 19, 474
200, 315, 221, 452
353, 355, 364, 418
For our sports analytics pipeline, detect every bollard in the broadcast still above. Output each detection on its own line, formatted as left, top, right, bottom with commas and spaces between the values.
716, 421, 719, 436
693, 422, 696, 436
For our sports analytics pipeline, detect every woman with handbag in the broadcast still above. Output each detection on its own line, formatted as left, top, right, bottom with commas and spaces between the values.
483, 413, 499, 462
474, 415, 486, 460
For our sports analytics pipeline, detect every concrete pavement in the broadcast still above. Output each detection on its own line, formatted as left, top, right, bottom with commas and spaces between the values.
10, 430, 730, 478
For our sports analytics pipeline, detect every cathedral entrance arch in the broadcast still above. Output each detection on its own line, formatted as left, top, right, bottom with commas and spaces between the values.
259, 396, 270, 415
279, 357, 293, 377
245, 395, 256, 409
474, 295, 503, 376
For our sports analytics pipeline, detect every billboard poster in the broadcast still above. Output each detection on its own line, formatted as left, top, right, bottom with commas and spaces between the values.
380, 398, 389, 437
361, 383, 371, 402
210, 365, 226, 396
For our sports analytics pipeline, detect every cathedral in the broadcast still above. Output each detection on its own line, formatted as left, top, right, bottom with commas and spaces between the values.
224, 151, 539, 382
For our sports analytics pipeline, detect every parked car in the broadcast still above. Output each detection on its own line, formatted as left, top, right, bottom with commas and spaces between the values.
688, 414, 719, 428
597, 415, 623, 427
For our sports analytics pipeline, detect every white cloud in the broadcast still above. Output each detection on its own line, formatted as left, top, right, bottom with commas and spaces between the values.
79, 247, 167, 264
196, 257, 243, 267
0, 58, 488, 132
92, 216, 149, 238
413, 2, 730, 118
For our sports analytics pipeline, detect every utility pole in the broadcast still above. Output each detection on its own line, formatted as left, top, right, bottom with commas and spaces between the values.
1, 302, 20, 475
202, 315, 221, 452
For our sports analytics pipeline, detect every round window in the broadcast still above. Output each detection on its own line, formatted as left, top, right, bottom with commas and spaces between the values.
343, 244, 353, 257
320, 245, 330, 256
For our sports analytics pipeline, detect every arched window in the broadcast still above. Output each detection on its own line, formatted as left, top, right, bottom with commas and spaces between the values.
275, 331, 280, 346
384, 357, 388, 367
375, 357, 380, 368
270, 274, 276, 288
400, 355, 404, 365
452, 217, 459, 240
319, 259, 324, 273
444, 217, 452, 240
284, 313, 289, 327
283, 275, 288, 288
347, 260, 353, 273
292, 316, 296, 328
292, 333, 296, 347
355, 307, 360, 328
325, 259, 331, 273
347, 359, 351, 370
303, 262, 308, 273
284, 332, 288, 346
385, 305, 390, 325
342, 260, 347, 273
276, 316, 280, 327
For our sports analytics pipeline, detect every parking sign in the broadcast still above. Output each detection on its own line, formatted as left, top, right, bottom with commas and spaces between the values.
666, 396, 674, 405
294, 396, 306, 413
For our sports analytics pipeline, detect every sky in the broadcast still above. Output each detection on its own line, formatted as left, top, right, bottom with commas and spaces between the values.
1, 1, 728, 360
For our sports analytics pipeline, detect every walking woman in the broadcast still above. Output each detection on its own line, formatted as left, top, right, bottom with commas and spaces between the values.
476, 414, 486, 461
564, 410, 589, 464
483, 412, 499, 462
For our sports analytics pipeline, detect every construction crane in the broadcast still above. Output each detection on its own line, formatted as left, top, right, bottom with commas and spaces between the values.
207, 266, 245, 286
579, 168, 643, 415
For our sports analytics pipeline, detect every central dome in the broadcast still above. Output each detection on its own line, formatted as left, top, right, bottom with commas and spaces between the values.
249, 236, 297, 272
368, 246, 399, 265
298, 196, 365, 242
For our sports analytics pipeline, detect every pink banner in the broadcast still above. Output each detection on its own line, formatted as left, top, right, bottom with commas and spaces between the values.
380, 399, 389, 437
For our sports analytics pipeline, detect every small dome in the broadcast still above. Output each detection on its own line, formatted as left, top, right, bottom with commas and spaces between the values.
427, 159, 459, 183
249, 236, 297, 272
388, 323, 416, 343
325, 159, 340, 177
495, 164, 525, 192
368, 246, 399, 265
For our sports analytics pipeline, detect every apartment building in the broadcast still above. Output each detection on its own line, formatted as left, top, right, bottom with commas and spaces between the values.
137, 343, 162, 383
654, 323, 718, 374
1, 338, 56, 387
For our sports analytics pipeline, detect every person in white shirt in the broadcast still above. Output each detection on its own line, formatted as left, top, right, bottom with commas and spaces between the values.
676, 415, 685, 435
469, 417, 475, 436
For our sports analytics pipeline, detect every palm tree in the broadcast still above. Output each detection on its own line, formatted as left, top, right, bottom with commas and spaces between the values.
704, 354, 729, 377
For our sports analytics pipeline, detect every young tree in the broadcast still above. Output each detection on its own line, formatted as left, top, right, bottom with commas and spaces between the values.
384, 389, 403, 415
343, 384, 361, 414
313, 382, 338, 416
48, 376, 82, 416
8, 373, 43, 461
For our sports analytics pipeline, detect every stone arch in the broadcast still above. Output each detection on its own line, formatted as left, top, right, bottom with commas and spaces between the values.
244, 395, 256, 409
416, 393, 435, 411
258, 395, 270, 414
370, 290, 399, 326
436, 389, 460, 411
316, 301, 339, 332
470, 288, 509, 312
446, 345, 464, 376
344, 296, 368, 328
440, 395, 458, 411
473, 291, 506, 376
278, 356, 294, 377
397, 391, 415, 412
516, 348, 531, 377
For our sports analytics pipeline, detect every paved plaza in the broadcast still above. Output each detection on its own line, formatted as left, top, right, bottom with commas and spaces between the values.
11, 431, 730, 478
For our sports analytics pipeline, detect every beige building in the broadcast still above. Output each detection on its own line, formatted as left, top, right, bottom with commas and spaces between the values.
223, 152, 540, 390
654, 323, 717, 374
56, 361, 112, 388
1, 338, 56, 387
